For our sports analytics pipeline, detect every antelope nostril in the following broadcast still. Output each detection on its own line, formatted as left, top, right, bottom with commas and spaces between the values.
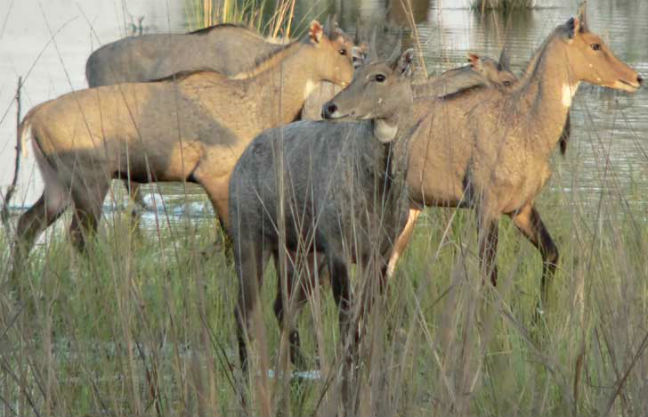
638, 74, 644, 85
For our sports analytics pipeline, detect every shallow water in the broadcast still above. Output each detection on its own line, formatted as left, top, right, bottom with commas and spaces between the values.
0, 0, 646, 231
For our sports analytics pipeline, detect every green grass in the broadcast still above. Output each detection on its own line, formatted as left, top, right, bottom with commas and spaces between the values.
183, 0, 299, 39
2, 179, 648, 416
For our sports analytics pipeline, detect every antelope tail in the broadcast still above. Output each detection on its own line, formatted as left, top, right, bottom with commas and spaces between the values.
19, 119, 32, 158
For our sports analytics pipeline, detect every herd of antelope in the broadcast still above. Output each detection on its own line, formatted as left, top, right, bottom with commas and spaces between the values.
9, 3, 643, 411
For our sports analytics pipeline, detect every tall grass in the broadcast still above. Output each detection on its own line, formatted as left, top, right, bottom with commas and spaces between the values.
2, 171, 648, 415
183, 0, 298, 38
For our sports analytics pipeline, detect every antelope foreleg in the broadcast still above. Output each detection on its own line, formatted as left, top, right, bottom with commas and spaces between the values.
387, 208, 421, 277
477, 212, 499, 287
511, 204, 558, 305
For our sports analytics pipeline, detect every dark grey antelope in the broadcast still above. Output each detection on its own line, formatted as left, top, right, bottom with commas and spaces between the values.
12, 21, 354, 271
402, 9, 641, 305
229, 49, 416, 411
86, 21, 360, 212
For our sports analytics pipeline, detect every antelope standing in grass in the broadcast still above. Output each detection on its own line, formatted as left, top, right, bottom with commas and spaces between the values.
12, 21, 355, 270
389, 49, 517, 276
232, 49, 529, 374
399, 9, 641, 305
86, 20, 360, 212
388, 49, 573, 276
229, 49, 416, 412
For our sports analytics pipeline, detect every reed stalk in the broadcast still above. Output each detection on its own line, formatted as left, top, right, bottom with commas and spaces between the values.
471, 0, 535, 12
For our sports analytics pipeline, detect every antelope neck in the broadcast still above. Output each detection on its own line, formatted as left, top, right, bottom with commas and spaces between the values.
518, 36, 577, 155
254, 46, 331, 124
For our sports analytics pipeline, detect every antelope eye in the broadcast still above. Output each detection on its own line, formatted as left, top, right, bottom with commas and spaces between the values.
503, 80, 512, 87
374, 74, 386, 82
591, 43, 601, 51
338, 48, 347, 55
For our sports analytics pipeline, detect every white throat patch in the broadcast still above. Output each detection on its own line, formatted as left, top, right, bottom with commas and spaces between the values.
303, 79, 317, 99
562, 82, 580, 108
374, 119, 398, 143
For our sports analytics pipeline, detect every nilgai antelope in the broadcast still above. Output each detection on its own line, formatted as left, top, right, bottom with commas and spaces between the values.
413, 50, 517, 99
401, 9, 641, 305
388, 49, 521, 276
389, 49, 576, 277
86, 20, 360, 212
86, 23, 285, 86
229, 50, 415, 409
300, 22, 367, 120
12, 21, 355, 269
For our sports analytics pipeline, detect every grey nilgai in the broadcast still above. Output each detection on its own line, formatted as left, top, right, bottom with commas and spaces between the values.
229, 49, 416, 410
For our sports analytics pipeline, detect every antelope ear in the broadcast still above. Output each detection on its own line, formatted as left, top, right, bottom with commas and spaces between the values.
577, 1, 588, 32
324, 15, 341, 38
354, 19, 361, 45
309, 20, 324, 44
468, 53, 481, 69
367, 28, 379, 62
351, 46, 366, 68
394, 48, 415, 77
498, 48, 511, 71
566, 17, 579, 39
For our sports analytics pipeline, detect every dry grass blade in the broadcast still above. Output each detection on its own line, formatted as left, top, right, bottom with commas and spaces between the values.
1, 77, 22, 230
603, 331, 648, 416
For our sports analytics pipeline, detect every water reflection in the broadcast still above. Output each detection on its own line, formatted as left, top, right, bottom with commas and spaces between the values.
0, 0, 646, 231
387, 0, 431, 25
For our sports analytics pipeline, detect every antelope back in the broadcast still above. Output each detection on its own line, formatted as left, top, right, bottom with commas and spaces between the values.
467, 53, 517, 88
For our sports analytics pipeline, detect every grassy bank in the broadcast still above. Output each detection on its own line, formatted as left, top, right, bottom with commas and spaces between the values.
2, 179, 648, 415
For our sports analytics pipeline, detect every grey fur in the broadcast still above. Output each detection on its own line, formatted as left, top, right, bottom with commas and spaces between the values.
86, 24, 285, 86
229, 50, 416, 409
230, 120, 409, 264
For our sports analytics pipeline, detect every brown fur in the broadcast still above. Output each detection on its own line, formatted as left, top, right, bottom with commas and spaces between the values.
388, 51, 518, 276
395, 13, 641, 303
12, 21, 355, 268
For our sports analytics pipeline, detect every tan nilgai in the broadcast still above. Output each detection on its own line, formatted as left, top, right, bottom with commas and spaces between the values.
86, 20, 359, 210
413, 50, 517, 99
13, 21, 355, 266
400, 11, 641, 303
388, 50, 519, 276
